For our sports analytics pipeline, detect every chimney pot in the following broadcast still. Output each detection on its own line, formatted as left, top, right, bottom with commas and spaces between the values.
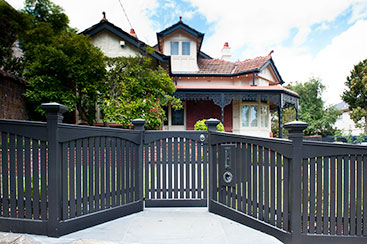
130, 29, 137, 38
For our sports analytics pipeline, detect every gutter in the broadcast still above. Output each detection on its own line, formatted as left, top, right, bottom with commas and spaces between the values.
172, 68, 260, 77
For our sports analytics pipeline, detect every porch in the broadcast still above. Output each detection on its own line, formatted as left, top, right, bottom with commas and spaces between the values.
172, 88, 299, 137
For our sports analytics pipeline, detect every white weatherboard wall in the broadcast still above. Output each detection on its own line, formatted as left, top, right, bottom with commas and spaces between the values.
163, 33, 199, 73
91, 30, 140, 58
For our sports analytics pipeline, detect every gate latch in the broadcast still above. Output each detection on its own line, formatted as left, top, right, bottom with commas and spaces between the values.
219, 144, 236, 186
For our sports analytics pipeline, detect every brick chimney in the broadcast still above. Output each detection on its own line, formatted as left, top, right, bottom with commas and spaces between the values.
130, 29, 137, 38
221, 42, 231, 61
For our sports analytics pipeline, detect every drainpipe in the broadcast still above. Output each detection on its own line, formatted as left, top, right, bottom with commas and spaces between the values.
252, 71, 256, 86
278, 94, 283, 138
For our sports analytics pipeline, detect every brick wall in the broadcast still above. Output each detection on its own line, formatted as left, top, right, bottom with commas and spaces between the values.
186, 100, 233, 132
0, 71, 29, 120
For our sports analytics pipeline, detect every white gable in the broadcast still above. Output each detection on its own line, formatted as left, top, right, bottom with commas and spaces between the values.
91, 30, 140, 58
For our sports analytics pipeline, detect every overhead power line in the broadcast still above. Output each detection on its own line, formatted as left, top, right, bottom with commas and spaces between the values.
117, 0, 133, 30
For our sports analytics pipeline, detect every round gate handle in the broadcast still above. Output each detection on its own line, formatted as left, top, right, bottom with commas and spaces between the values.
223, 171, 233, 184
200, 134, 205, 142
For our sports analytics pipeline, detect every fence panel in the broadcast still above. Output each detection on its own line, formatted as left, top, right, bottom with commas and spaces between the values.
0, 120, 49, 234
208, 130, 292, 243
299, 141, 367, 243
58, 124, 141, 221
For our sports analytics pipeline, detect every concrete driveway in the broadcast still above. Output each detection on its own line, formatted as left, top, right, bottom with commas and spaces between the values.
2, 208, 283, 244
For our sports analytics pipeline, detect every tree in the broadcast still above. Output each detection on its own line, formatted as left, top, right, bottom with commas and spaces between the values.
100, 56, 182, 129
342, 59, 367, 135
24, 32, 106, 124
0, 0, 29, 76
20, 0, 106, 124
286, 78, 341, 136
271, 107, 296, 138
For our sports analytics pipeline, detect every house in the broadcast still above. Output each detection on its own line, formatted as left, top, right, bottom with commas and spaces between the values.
335, 101, 363, 136
82, 15, 299, 137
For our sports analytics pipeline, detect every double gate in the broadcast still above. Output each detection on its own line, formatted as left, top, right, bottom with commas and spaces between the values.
142, 125, 367, 244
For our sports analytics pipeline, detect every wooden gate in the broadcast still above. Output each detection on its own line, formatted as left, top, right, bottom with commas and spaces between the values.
143, 131, 208, 207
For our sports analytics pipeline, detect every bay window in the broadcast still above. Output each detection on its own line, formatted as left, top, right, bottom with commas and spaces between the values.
241, 104, 269, 128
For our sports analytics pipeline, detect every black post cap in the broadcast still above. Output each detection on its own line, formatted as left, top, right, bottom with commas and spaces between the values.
131, 119, 146, 131
284, 121, 308, 136
205, 119, 220, 131
40, 102, 69, 114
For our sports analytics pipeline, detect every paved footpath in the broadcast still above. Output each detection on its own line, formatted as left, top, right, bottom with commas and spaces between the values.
0, 208, 283, 244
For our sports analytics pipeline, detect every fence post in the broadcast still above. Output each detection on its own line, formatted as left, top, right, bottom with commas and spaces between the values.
284, 121, 308, 244
205, 119, 220, 210
40, 102, 68, 237
132, 119, 146, 207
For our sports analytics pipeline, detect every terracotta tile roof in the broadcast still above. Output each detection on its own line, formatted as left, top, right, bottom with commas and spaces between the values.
197, 55, 271, 74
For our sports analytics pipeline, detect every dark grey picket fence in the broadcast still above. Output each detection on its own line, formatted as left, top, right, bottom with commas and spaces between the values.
206, 120, 367, 244
0, 103, 366, 244
0, 103, 144, 236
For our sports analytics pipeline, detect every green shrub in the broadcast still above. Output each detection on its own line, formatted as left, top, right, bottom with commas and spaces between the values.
194, 119, 225, 131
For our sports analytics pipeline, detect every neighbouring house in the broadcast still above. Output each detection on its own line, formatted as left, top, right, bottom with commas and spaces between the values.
81, 13, 170, 126
82, 15, 299, 137
335, 101, 363, 136
0, 70, 29, 120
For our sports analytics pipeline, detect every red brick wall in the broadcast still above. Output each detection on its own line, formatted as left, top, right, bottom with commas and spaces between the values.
0, 71, 29, 120
186, 100, 233, 132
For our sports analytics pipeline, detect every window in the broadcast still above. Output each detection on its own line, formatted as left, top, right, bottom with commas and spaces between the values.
182, 42, 190, 55
260, 106, 268, 127
242, 106, 249, 126
171, 108, 184, 125
250, 105, 258, 127
241, 104, 269, 128
170, 42, 178, 55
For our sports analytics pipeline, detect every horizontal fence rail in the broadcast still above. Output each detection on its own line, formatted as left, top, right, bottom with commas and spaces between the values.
143, 131, 208, 207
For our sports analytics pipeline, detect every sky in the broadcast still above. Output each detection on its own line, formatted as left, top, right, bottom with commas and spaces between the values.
8, 0, 367, 105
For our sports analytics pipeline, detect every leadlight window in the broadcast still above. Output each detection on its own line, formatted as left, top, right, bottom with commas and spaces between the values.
170, 42, 179, 55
